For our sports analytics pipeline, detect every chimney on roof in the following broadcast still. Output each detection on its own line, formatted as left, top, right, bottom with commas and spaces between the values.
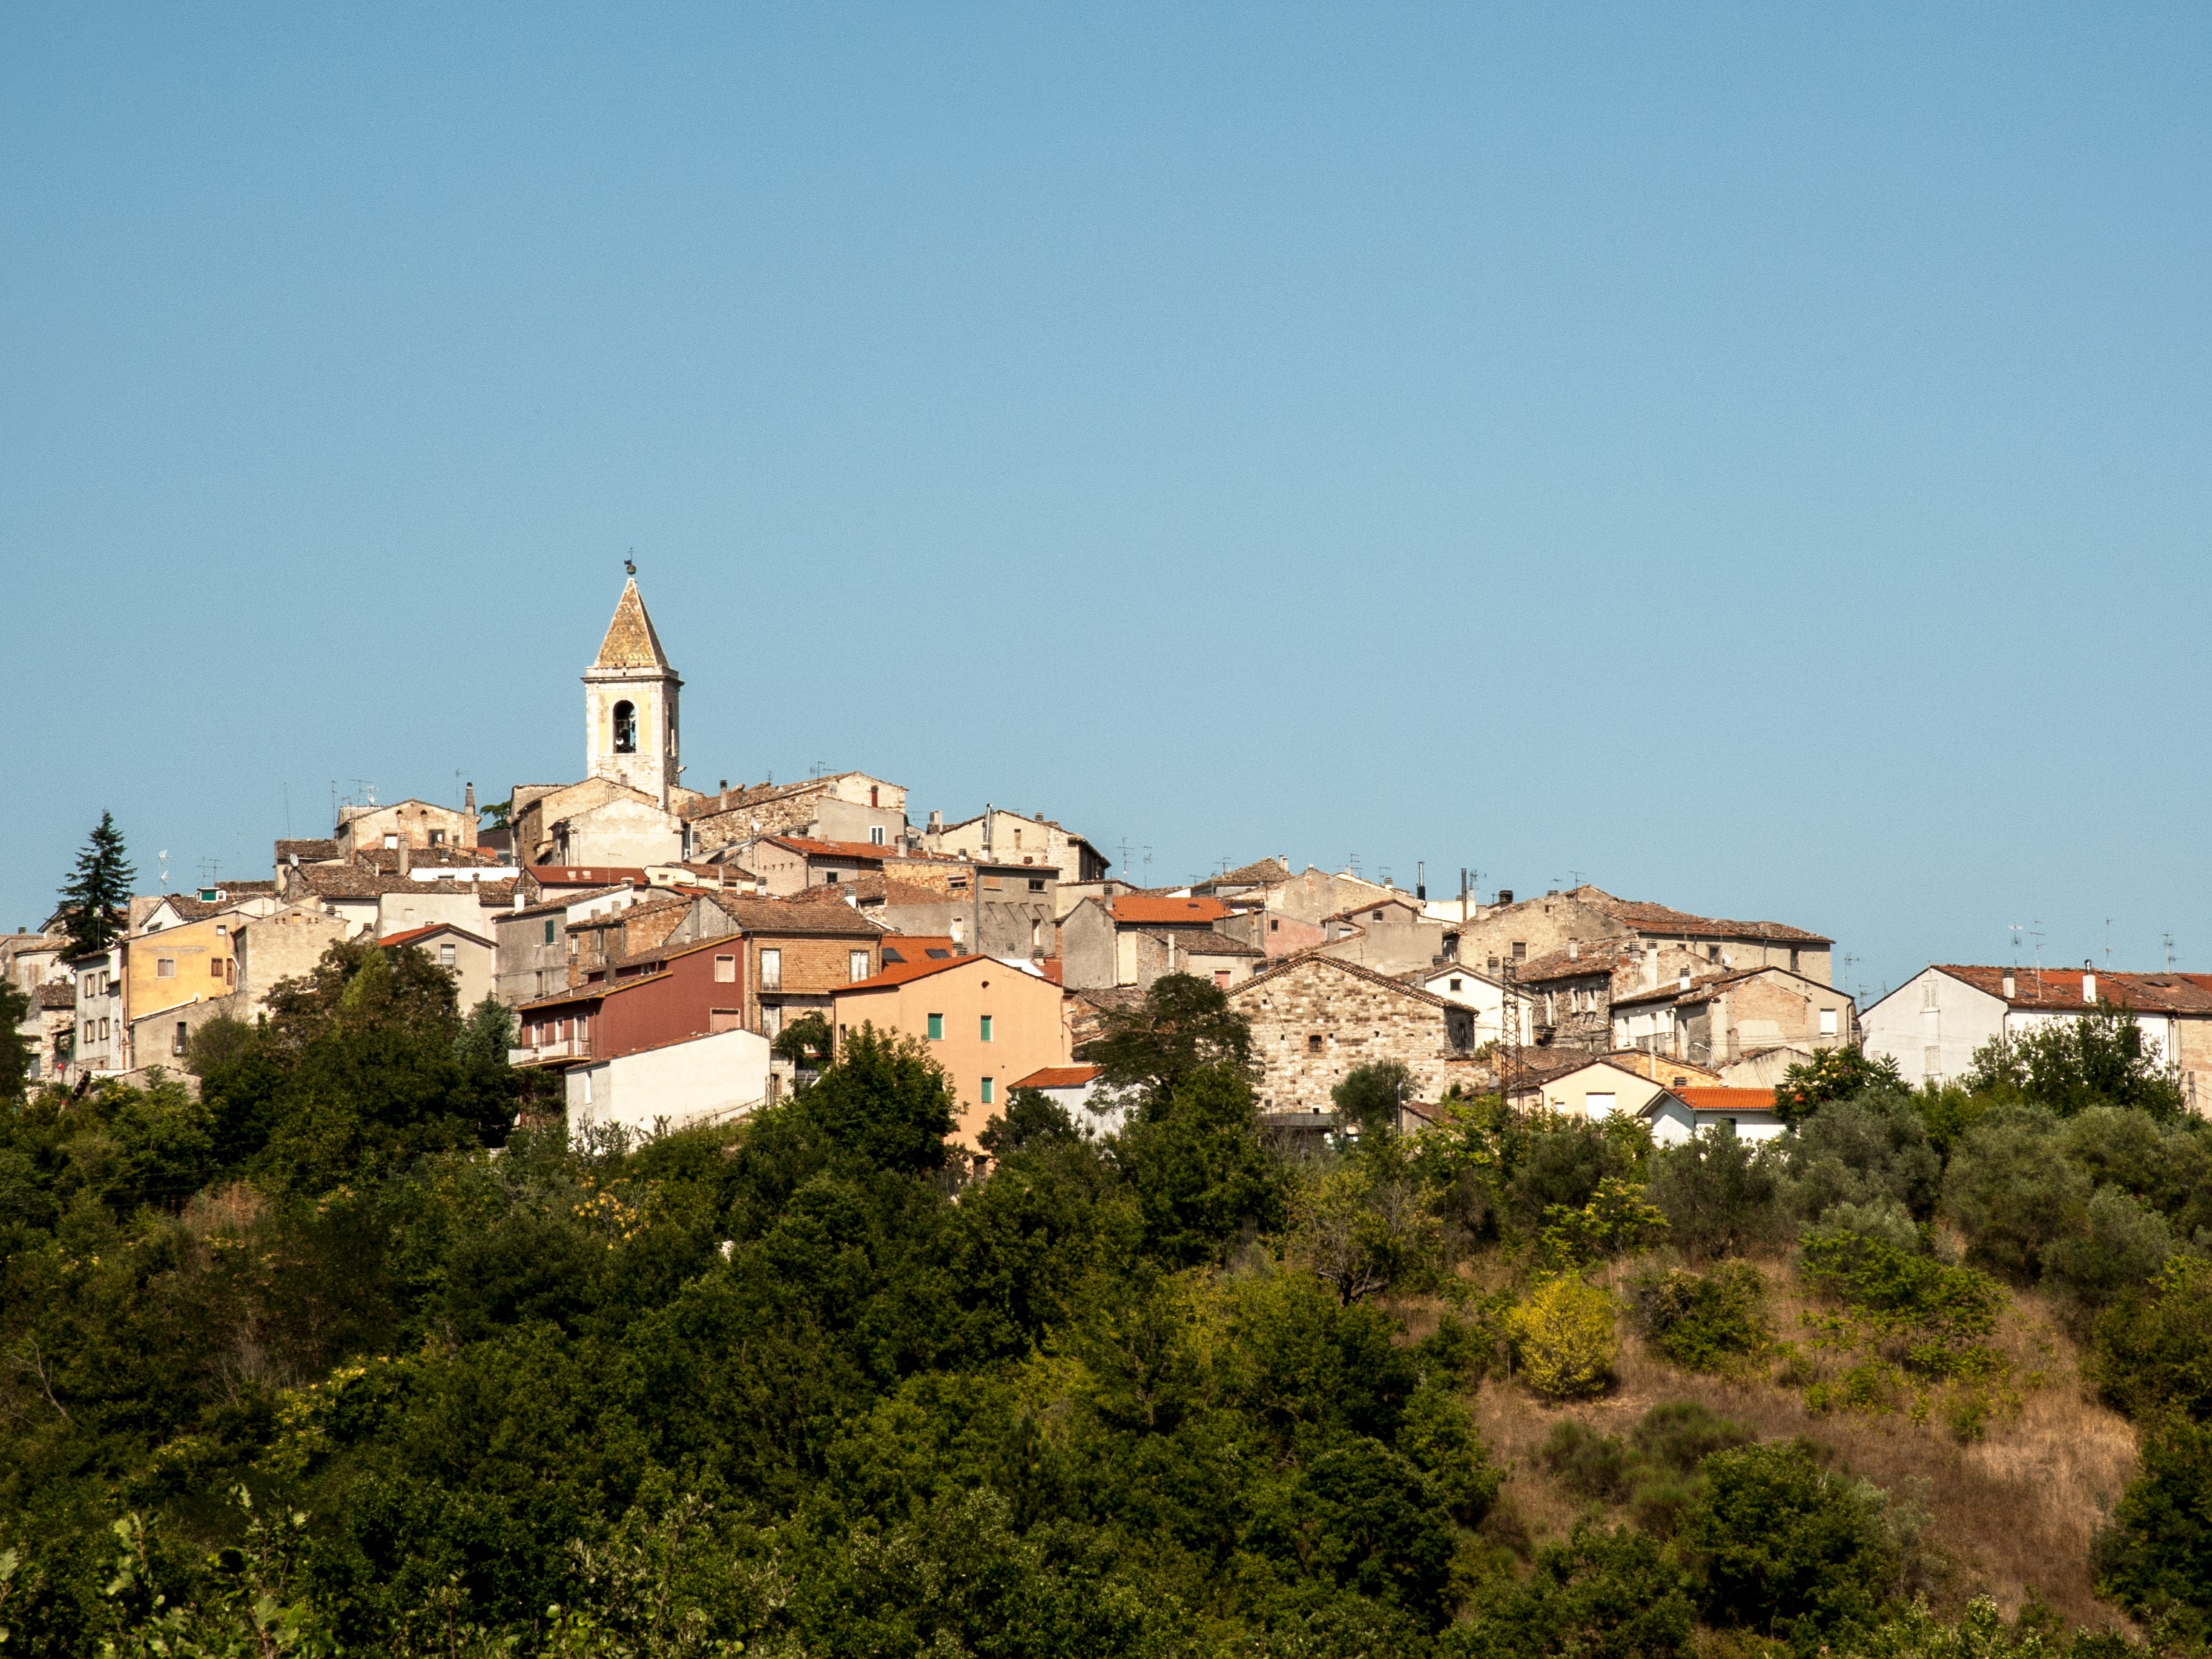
1568, 939, 1579, 959
464, 782, 476, 819
928, 809, 944, 834
397, 839, 410, 877
1497, 888, 1514, 906
1679, 972, 1691, 992
2002, 970, 2015, 999
2084, 962, 2096, 1004
513, 890, 524, 911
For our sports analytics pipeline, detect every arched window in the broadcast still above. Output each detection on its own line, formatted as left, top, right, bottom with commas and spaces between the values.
612, 700, 637, 753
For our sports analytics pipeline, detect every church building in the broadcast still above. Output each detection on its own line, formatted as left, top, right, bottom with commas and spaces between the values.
509, 577, 707, 868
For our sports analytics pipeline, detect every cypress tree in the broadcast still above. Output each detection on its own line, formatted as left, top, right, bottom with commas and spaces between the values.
56, 810, 136, 956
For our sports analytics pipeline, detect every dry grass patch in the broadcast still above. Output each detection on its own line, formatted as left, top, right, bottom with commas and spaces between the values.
1444, 1256, 2138, 1632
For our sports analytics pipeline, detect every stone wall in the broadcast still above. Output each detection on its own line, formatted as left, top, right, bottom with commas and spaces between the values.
1232, 959, 1474, 1113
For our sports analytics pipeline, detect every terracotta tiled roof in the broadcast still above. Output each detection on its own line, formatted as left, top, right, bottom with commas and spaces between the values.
1013, 1065, 1099, 1090
1671, 1087, 1785, 1116
592, 577, 672, 670
1934, 964, 2212, 1015
1571, 886, 1830, 945
765, 836, 895, 863
1106, 896, 1233, 926
35, 982, 75, 1010
879, 937, 962, 965
276, 838, 339, 863
838, 955, 984, 992
527, 865, 651, 887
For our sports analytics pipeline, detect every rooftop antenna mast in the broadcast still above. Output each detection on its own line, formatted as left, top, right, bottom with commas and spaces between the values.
2105, 917, 2114, 971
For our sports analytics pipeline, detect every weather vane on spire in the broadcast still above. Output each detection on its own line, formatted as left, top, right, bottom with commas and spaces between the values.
624, 550, 637, 576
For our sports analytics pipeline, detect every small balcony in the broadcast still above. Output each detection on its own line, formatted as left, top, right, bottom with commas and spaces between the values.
510, 1033, 591, 1067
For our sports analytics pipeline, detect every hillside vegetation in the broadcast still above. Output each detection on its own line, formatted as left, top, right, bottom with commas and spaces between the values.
1, 954, 2209, 1657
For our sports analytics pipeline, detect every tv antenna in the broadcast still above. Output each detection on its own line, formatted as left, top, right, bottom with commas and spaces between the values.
157, 850, 170, 890
2164, 932, 2178, 971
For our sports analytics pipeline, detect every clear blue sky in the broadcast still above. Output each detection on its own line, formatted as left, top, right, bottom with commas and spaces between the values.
5, 5, 2208, 1002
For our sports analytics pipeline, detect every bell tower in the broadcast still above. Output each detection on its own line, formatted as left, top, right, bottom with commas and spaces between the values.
583, 575, 682, 808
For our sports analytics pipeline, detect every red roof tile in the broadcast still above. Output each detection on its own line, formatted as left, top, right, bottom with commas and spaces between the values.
1934, 964, 2212, 1015
1013, 1065, 1099, 1090
1106, 896, 1233, 926
1672, 1088, 1784, 1115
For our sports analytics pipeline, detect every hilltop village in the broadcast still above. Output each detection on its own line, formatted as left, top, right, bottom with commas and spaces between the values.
11, 575, 2211, 1146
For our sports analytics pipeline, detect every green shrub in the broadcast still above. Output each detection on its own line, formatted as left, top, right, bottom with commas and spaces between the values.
1685, 1440, 1898, 1645
1538, 1405, 1753, 1536
2041, 1185, 2173, 1315
1798, 1227, 2004, 1378
1817, 1196, 1925, 1256
1631, 1401, 1754, 1470
1444, 1523, 1695, 1659
1940, 1107, 2089, 1282
1649, 1129, 1785, 1259
2093, 1416, 2212, 1637
1507, 1277, 1619, 1401
2092, 1254, 2212, 1421
1779, 1092, 1940, 1221
1628, 1261, 1771, 1373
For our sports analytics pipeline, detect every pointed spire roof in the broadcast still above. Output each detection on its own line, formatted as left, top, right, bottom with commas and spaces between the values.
592, 577, 672, 672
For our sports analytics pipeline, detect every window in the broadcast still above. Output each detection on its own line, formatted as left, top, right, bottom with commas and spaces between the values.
1512, 941, 1526, 962
710, 1009, 742, 1033
544, 918, 557, 945
760, 949, 782, 990
439, 943, 456, 967
1307, 1034, 1324, 1053
927, 1012, 944, 1040
1028, 878, 1045, 893
1789, 948, 1800, 972
1586, 1091, 1616, 1119
1820, 1008, 1840, 1037
979, 1015, 993, 1042
210, 957, 224, 977
1449, 977, 1463, 992
156, 958, 176, 978
612, 700, 637, 753
980, 1076, 994, 1105
849, 951, 869, 982
870, 825, 885, 846
1214, 969, 1231, 989
429, 830, 446, 846
384, 833, 399, 849
1269, 919, 1279, 932
173, 1021, 188, 1056
1708, 945, 1721, 962
824, 870, 839, 884
714, 954, 737, 983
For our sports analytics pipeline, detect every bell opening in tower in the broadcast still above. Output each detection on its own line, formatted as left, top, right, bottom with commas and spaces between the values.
613, 700, 637, 753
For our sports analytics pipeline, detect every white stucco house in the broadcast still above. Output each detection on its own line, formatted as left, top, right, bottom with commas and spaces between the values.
1860, 964, 2212, 1104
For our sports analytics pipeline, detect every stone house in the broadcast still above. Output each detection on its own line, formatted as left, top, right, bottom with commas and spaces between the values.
1512, 938, 1721, 1053
1453, 885, 1833, 986
1611, 966, 1856, 1069
1509, 1057, 1675, 1123
684, 772, 908, 859
1190, 857, 1295, 901
1228, 954, 1481, 1114
335, 797, 479, 860
923, 808, 1111, 884
566, 1026, 775, 1136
